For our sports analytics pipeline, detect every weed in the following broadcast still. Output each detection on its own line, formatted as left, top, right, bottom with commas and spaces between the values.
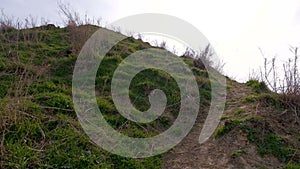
231, 150, 243, 158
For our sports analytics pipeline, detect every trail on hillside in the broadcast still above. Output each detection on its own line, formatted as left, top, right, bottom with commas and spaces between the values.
163, 80, 283, 169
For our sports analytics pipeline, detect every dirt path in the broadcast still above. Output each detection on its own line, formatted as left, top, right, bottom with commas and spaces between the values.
162, 79, 281, 169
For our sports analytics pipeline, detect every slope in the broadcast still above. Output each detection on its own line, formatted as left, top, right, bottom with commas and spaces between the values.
0, 24, 299, 169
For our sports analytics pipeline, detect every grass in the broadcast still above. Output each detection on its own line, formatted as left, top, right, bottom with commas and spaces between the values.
0, 24, 213, 168
246, 80, 269, 93
2, 20, 297, 168
285, 163, 300, 169
234, 108, 245, 115
231, 150, 243, 158
215, 114, 297, 164
243, 93, 283, 109
214, 119, 243, 137
215, 116, 261, 138
241, 124, 295, 163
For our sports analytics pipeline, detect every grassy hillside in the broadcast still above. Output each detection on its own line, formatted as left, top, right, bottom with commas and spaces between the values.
0, 24, 211, 168
0, 24, 299, 168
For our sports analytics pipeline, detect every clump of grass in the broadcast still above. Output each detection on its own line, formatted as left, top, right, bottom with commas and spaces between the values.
231, 150, 243, 158
215, 116, 261, 138
34, 92, 73, 113
243, 93, 283, 109
243, 95, 256, 103
246, 80, 269, 93
215, 119, 242, 137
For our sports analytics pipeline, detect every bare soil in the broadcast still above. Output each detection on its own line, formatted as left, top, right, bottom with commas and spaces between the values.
163, 79, 299, 169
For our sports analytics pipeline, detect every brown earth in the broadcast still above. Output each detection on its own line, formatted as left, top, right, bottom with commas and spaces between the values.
163, 79, 299, 169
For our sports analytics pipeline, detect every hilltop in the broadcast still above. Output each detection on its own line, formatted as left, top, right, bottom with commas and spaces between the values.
0, 24, 299, 169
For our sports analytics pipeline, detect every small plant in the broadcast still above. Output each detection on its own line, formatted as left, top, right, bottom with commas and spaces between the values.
181, 44, 224, 73
231, 150, 243, 158
246, 80, 269, 93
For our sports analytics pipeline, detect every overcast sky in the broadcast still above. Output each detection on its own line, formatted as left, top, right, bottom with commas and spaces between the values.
1, 0, 300, 82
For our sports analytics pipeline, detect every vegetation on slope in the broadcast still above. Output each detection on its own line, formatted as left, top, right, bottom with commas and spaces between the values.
0, 23, 214, 168
0, 10, 299, 168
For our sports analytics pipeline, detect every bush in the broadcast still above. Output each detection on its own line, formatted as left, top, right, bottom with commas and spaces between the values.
246, 80, 269, 93
257, 47, 300, 122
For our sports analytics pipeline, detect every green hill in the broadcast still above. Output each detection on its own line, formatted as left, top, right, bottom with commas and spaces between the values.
0, 25, 299, 168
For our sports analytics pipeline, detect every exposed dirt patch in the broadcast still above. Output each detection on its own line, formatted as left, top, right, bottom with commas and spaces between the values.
163, 79, 299, 168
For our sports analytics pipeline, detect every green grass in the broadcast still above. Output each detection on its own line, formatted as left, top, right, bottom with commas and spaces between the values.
241, 124, 295, 163
215, 115, 296, 164
234, 108, 245, 115
231, 150, 243, 158
243, 93, 283, 109
0, 75, 15, 98
246, 80, 269, 93
215, 116, 261, 137
0, 25, 214, 168
214, 119, 243, 137
285, 163, 300, 169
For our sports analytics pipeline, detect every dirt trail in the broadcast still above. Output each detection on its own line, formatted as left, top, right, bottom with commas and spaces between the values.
162, 80, 281, 169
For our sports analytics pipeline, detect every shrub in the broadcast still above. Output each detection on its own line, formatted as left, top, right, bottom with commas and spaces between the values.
246, 80, 269, 93
257, 47, 300, 122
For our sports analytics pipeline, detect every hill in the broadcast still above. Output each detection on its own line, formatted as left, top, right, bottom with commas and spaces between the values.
0, 25, 299, 168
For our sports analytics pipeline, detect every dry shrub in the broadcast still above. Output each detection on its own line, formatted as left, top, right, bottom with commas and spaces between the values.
57, 2, 100, 53
259, 47, 300, 123
182, 44, 224, 72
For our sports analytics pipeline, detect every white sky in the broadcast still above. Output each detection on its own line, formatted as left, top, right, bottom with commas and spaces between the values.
1, 0, 300, 82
